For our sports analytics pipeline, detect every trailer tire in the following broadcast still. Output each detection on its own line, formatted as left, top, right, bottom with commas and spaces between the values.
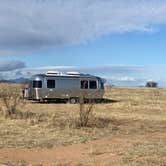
70, 98, 77, 104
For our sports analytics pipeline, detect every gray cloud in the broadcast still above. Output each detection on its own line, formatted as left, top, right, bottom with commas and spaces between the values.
1, 0, 166, 54
0, 61, 26, 71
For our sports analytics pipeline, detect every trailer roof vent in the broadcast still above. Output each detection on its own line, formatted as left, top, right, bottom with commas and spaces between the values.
46, 71, 60, 75
66, 71, 80, 75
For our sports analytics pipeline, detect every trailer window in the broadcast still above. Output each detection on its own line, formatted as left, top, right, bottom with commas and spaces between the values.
47, 80, 55, 88
90, 80, 97, 89
81, 80, 88, 89
33, 80, 42, 88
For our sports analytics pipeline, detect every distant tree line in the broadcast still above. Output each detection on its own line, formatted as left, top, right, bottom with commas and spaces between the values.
146, 81, 158, 88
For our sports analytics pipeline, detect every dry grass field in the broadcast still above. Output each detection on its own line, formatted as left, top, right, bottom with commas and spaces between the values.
0, 84, 166, 166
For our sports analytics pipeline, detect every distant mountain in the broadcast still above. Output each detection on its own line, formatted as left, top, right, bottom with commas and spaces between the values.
0, 77, 29, 83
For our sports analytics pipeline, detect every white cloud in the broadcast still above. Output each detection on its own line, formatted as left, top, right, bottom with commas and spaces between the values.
2, 65, 166, 87
108, 76, 136, 82
0, 0, 166, 54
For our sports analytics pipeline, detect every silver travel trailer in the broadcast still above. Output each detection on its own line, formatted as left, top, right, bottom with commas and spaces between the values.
24, 71, 105, 103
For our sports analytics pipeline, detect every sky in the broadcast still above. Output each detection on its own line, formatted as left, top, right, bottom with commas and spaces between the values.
1, 0, 166, 86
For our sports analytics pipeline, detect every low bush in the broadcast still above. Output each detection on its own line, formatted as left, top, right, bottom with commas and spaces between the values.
0, 83, 25, 118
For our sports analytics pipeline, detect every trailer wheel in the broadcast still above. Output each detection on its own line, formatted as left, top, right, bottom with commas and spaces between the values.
70, 98, 77, 104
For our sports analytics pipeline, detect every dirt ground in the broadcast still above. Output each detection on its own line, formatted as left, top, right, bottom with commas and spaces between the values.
0, 131, 165, 166
0, 134, 149, 165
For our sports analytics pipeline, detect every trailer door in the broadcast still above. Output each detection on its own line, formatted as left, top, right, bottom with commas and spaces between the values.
46, 79, 56, 98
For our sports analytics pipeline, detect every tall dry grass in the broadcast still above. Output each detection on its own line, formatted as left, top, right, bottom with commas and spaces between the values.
0, 84, 166, 165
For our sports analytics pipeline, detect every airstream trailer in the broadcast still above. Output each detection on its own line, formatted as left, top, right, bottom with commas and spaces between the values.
24, 71, 105, 103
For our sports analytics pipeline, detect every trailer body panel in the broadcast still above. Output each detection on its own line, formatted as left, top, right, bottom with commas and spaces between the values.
24, 72, 105, 101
